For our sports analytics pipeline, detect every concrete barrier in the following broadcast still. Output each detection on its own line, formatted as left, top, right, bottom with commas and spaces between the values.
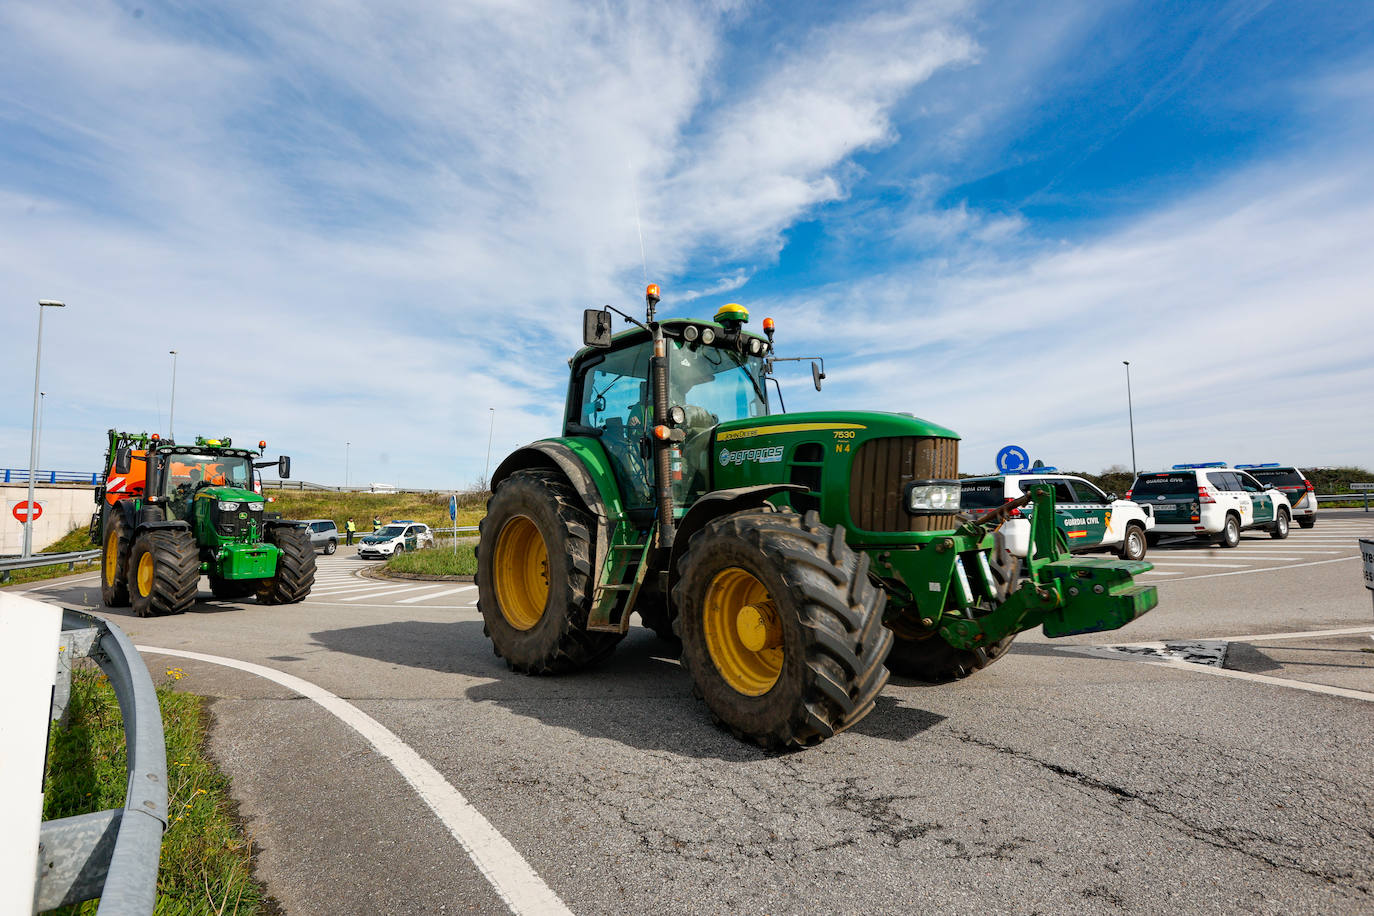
0, 484, 95, 554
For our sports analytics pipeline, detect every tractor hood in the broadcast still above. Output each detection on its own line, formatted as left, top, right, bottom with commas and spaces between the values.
192, 485, 265, 506
714, 410, 960, 446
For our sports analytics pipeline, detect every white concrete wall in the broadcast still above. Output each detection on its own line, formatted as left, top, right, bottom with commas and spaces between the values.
0, 484, 98, 554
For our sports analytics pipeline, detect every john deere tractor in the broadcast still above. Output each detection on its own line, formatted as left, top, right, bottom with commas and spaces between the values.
94, 430, 315, 616
477, 286, 1157, 748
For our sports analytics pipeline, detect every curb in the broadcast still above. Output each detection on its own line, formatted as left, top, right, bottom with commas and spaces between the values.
358, 566, 473, 584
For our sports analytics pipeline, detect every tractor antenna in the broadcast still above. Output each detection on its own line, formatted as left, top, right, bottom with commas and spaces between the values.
628, 159, 649, 288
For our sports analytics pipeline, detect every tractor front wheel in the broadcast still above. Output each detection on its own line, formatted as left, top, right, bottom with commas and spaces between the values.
885, 629, 1015, 683
256, 526, 316, 604
673, 508, 891, 749
130, 529, 199, 617
476, 471, 621, 674
100, 512, 132, 607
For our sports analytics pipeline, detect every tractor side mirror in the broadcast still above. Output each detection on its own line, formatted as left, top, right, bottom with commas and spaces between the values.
811, 361, 826, 392
583, 309, 613, 349
114, 448, 132, 475
278, 456, 291, 479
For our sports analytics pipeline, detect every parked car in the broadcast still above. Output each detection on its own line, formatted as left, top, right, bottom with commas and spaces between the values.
1235, 463, 1319, 529
356, 521, 434, 559
959, 470, 1155, 560
1128, 463, 1291, 547
302, 519, 339, 555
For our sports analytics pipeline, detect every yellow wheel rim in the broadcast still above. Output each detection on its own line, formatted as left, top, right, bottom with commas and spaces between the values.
702, 567, 783, 696
492, 516, 548, 631
104, 528, 120, 585
136, 551, 154, 597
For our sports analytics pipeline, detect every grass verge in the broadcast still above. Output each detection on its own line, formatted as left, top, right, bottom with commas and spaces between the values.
384, 544, 477, 577
261, 489, 486, 533
44, 666, 269, 915
1, 525, 99, 589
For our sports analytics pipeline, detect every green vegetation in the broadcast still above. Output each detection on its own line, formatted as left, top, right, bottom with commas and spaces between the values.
384, 544, 477, 577
1, 525, 99, 588
262, 488, 486, 531
44, 666, 268, 915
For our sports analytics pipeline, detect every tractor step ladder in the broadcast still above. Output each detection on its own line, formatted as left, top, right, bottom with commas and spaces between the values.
587, 538, 652, 632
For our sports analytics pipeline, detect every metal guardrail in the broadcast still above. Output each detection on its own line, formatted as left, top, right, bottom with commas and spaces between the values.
1, 469, 102, 485
34, 608, 167, 914
0, 550, 102, 583
1314, 493, 1373, 509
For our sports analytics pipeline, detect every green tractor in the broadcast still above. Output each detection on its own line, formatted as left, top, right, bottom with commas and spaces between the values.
477, 286, 1157, 748
94, 430, 315, 616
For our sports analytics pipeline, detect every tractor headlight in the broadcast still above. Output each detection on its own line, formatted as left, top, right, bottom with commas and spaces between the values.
700, 327, 716, 345
218, 501, 240, 511
683, 325, 699, 342
903, 480, 961, 515
748, 338, 762, 355
668, 405, 686, 426
248, 503, 264, 511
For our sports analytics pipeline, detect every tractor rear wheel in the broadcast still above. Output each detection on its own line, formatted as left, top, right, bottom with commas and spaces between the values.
100, 512, 132, 607
476, 470, 621, 674
129, 529, 199, 617
256, 526, 316, 604
209, 575, 255, 600
885, 629, 1015, 683
673, 508, 891, 749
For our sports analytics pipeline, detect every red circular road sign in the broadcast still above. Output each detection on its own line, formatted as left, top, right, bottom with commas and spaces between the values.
12, 501, 43, 523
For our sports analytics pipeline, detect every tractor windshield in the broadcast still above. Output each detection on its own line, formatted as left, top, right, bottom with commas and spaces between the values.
668, 338, 768, 424
160, 452, 253, 497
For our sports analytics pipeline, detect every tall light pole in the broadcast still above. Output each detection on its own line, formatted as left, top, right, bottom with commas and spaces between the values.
37, 393, 45, 470
1123, 360, 1137, 478
168, 350, 178, 440
24, 299, 65, 558
484, 408, 495, 487
345, 441, 351, 488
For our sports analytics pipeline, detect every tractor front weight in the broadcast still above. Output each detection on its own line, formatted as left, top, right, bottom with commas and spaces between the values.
876, 483, 1158, 652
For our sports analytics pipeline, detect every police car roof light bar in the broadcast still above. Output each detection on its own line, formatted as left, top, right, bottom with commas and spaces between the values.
1234, 463, 1280, 469
1172, 462, 1228, 470
1019, 467, 1058, 474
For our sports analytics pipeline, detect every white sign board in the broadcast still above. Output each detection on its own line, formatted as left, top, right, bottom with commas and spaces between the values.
1350, 483, 1374, 490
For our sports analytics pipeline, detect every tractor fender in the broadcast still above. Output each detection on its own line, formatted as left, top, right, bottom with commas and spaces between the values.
136, 519, 191, 534
491, 441, 617, 586
667, 484, 806, 594
264, 518, 308, 529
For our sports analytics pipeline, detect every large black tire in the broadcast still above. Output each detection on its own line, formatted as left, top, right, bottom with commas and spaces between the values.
1118, 523, 1147, 561
476, 470, 622, 674
129, 529, 199, 617
635, 593, 681, 647
1217, 513, 1241, 548
1297, 516, 1316, 530
885, 629, 1015, 682
673, 508, 891, 749
1270, 507, 1290, 540
256, 526, 316, 604
209, 575, 255, 600
100, 511, 132, 607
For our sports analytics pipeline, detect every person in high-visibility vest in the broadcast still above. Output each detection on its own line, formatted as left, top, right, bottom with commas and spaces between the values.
373, 515, 381, 531
345, 518, 356, 545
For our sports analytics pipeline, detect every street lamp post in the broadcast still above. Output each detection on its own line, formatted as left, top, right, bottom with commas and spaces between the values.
168, 350, 178, 440
345, 441, 351, 488
484, 408, 496, 487
24, 300, 65, 558
1123, 360, 1137, 478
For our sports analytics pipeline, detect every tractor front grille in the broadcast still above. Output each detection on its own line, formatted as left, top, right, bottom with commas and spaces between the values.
215, 505, 256, 540
849, 436, 959, 532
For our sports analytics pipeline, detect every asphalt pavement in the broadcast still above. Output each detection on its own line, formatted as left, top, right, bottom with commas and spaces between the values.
21, 511, 1374, 915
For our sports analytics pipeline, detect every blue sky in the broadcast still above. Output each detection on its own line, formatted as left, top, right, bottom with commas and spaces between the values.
2, 0, 1372, 488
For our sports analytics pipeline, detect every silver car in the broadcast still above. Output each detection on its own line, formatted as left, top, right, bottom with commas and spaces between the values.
301, 519, 340, 554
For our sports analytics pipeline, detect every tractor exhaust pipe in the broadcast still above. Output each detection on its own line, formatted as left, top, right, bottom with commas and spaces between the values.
647, 285, 675, 549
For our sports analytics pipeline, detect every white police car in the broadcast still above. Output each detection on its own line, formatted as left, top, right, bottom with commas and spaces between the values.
1235, 463, 1319, 529
356, 520, 435, 559
959, 469, 1155, 560
1128, 463, 1291, 547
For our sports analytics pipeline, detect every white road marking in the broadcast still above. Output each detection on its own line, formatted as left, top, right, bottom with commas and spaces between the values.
1138, 561, 1249, 568
138, 646, 573, 916
1139, 657, 1374, 703
1210, 625, 1374, 643
398, 585, 477, 604
339, 584, 444, 602
1156, 555, 1360, 582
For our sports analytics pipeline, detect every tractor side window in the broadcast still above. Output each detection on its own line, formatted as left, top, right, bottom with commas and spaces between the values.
577, 341, 653, 508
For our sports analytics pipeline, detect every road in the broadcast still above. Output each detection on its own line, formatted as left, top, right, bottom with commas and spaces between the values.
22, 512, 1374, 915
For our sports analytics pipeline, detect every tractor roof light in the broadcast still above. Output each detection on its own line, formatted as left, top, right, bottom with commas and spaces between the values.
646, 283, 660, 302
699, 327, 715, 345
259, 440, 267, 450
683, 325, 699, 342
762, 317, 775, 333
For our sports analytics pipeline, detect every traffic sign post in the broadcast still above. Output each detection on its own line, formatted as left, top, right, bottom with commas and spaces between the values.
1351, 482, 1373, 511
996, 445, 1030, 474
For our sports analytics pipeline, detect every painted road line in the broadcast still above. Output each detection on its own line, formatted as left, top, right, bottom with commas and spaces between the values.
1160, 555, 1360, 583
1145, 657, 1374, 703
339, 585, 444, 602
1217, 625, 1374, 642
139, 646, 574, 916
1138, 561, 1249, 568
398, 585, 477, 604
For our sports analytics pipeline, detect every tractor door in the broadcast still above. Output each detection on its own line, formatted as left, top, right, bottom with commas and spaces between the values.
574, 340, 655, 510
